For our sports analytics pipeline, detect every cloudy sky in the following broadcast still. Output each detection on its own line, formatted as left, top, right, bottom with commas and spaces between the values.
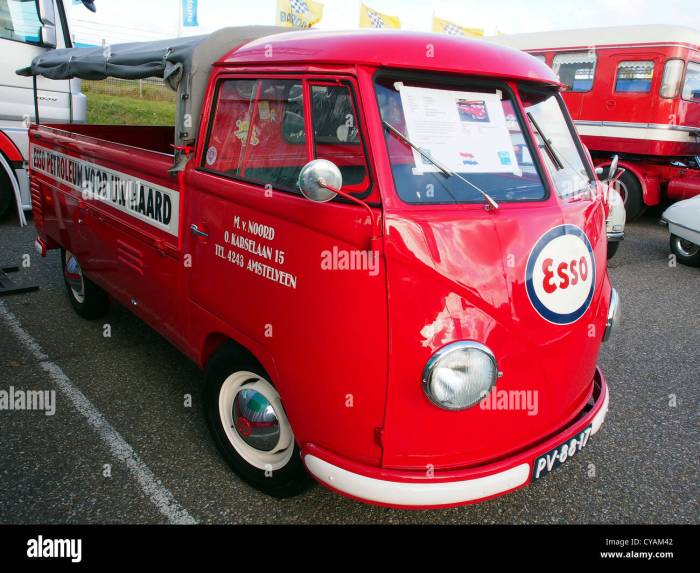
67, 0, 700, 45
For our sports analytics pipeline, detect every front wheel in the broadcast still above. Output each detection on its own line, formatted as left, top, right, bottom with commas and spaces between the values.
670, 234, 700, 267
204, 344, 312, 498
61, 249, 110, 319
615, 170, 645, 221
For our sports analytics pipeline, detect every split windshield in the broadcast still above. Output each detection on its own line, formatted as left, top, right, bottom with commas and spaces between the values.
375, 74, 591, 204
520, 86, 593, 198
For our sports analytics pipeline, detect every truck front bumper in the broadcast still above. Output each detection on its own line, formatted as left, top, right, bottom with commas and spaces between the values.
303, 367, 609, 509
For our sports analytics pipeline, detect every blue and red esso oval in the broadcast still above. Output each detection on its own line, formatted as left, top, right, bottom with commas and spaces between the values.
526, 224, 596, 325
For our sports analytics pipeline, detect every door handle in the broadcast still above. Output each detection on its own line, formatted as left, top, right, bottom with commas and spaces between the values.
77, 200, 87, 224
190, 223, 209, 238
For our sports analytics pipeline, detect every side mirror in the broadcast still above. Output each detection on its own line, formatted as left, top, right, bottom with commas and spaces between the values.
38, 0, 57, 48
298, 159, 382, 252
40, 25, 56, 48
80, 1, 97, 12
298, 159, 343, 203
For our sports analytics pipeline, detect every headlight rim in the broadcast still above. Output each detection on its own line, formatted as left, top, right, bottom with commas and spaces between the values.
422, 340, 499, 411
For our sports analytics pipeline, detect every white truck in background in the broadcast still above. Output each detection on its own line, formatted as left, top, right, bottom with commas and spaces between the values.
0, 0, 87, 222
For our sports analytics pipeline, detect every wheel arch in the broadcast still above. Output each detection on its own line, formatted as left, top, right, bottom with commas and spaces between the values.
0, 131, 23, 163
200, 331, 281, 388
595, 158, 658, 206
0, 148, 24, 221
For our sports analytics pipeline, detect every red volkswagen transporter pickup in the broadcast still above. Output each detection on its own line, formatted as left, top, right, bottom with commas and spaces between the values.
21, 27, 618, 508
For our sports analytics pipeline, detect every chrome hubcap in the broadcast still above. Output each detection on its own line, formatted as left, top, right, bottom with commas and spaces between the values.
675, 237, 700, 258
64, 251, 85, 303
233, 388, 280, 452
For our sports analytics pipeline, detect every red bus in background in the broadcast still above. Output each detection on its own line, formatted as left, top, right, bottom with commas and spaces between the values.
491, 25, 700, 220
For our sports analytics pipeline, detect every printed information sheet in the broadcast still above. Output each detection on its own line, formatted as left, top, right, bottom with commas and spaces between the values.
396, 84, 519, 175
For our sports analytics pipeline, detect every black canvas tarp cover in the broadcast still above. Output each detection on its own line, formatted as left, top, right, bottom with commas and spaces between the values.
17, 26, 288, 160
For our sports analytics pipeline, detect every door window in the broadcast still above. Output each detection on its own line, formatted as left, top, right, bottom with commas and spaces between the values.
311, 83, 370, 190
0, 0, 41, 44
552, 52, 596, 92
240, 79, 308, 191
203, 77, 371, 196
682, 61, 700, 101
660, 59, 684, 98
615, 61, 654, 93
202, 79, 258, 177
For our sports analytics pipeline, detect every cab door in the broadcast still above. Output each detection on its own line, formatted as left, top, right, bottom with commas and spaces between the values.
185, 74, 388, 466
601, 52, 665, 123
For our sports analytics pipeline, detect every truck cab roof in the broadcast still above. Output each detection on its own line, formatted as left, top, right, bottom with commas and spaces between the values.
18, 26, 559, 153
220, 28, 559, 85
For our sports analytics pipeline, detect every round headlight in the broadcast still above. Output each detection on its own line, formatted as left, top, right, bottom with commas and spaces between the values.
422, 341, 498, 410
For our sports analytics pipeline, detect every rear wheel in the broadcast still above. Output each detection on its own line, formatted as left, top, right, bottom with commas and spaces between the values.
204, 343, 312, 498
615, 170, 645, 221
0, 166, 13, 220
670, 234, 700, 267
61, 249, 110, 319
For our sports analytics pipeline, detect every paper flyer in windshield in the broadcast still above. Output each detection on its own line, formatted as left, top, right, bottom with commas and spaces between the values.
396, 84, 520, 175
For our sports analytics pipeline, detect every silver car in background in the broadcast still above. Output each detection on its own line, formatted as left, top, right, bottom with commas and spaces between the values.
662, 195, 700, 267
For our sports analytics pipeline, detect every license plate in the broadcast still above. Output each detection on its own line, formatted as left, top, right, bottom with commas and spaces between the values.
532, 425, 592, 480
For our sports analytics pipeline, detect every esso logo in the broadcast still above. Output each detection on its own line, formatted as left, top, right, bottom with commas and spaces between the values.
525, 225, 596, 325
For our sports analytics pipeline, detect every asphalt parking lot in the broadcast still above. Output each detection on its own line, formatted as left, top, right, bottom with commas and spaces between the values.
0, 208, 697, 524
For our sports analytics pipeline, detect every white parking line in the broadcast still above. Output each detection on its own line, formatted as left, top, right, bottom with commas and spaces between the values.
0, 301, 197, 525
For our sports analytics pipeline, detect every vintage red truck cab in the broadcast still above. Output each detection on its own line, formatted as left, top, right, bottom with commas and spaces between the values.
491, 25, 700, 220
22, 27, 617, 508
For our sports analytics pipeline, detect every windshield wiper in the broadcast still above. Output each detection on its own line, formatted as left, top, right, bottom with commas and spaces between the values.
527, 112, 595, 189
382, 120, 499, 210
526, 112, 564, 171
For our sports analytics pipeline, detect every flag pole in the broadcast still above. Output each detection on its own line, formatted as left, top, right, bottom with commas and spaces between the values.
177, 0, 182, 37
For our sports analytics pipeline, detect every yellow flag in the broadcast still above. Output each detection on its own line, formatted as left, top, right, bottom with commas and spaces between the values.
359, 3, 400, 29
276, 0, 324, 29
432, 15, 483, 37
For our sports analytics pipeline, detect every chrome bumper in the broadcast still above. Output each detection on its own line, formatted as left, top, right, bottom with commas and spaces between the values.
603, 288, 620, 342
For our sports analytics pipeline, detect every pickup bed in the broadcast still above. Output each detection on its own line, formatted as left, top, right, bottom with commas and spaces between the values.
30, 123, 190, 351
